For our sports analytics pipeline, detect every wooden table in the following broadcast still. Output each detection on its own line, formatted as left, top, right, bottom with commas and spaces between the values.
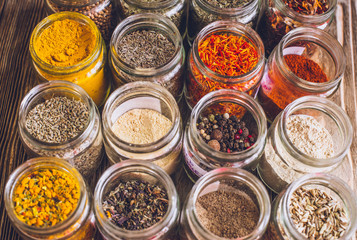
0, 0, 356, 239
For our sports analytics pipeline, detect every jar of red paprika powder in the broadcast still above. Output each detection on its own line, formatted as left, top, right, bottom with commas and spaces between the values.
257, 27, 346, 122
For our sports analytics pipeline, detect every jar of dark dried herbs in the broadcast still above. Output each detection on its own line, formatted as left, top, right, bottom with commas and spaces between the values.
183, 89, 267, 182
264, 173, 357, 240
18, 81, 104, 179
187, 0, 261, 44
4, 157, 95, 240
257, 27, 346, 122
109, 13, 185, 101
257, 96, 353, 194
94, 160, 180, 239
257, 0, 336, 55
185, 20, 265, 109
180, 167, 271, 239
115, 0, 187, 35
44, 0, 118, 42
102, 81, 183, 176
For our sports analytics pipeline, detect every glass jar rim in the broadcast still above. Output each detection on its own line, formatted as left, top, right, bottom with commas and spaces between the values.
18, 80, 97, 151
186, 167, 271, 239
279, 96, 353, 167
4, 157, 88, 237
280, 173, 357, 240
102, 81, 181, 153
47, 0, 102, 7
194, 0, 260, 16
122, 0, 179, 9
93, 160, 179, 238
189, 89, 267, 165
275, 27, 346, 92
191, 20, 265, 84
110, 13, 184, 77
29, 11, 102, 75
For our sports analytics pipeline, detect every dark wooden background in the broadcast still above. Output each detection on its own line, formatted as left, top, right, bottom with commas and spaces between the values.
1, 0, 356, 239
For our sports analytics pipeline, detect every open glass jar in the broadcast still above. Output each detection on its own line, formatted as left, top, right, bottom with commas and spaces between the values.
4, 157, 95, 240
257, 0, 337, 55
180, 167, 271, 240
102, 81, 183, 175
94, 160, 180, 240
29, 12, 111, 106
44, 0, 118, 42
257, 96, 353, 193
183, 89, 267, 182
18, 81, 104, 179
109, 13, 185, 101
264, 174, 357, 240
185, 20, 265, 109
257, 27, 346, 122
187, 0, 261, 44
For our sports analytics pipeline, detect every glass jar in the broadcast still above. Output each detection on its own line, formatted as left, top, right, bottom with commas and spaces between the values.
18, 81, 104, 179
29, 12, 111, 106
183, 89, 267, 182
264, 173, 357, 240
257, 27, 346, 122
102, 81, 183, 175
257, 96, 353, 193
115, 0, 187, 35
185, 20, 265, 109
4, 157, 95, 240
94, 160, 180, 240
44, 0, 118, 42
109, 13, 185, 101
180, 167, 271, 240
257, 0, 337, 55
187, 0, 261, 44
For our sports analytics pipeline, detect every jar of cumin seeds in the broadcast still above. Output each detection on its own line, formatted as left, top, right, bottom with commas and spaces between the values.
4, 157, 95, 240
18, 81, 104, 179
109, 13, 185, 101
44, 0, 118, 42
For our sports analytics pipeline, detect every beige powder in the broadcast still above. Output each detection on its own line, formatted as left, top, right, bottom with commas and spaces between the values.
112, 108, 172, 144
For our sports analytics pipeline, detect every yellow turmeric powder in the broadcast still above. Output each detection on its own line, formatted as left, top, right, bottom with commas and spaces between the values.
34, 19, 96, 67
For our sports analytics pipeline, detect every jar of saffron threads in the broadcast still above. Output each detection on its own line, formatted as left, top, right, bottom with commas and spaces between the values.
185, 20, 265, 110
257, 27, 346, 122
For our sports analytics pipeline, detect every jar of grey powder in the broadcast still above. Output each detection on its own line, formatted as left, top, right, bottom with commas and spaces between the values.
102, 81, 183, 175
257, 96, 353, 193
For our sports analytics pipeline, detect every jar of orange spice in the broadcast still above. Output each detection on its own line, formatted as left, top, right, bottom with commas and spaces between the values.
257, 27, 346, 122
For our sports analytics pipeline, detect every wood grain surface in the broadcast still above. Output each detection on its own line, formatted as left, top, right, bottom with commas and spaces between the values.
0, 0, 356, 239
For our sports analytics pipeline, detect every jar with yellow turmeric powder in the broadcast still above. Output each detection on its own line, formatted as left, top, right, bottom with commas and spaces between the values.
29, 11, 110, 106
4, 157, 95, 240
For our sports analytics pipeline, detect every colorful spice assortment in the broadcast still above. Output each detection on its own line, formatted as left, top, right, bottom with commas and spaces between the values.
102, 180, 169, 230
289, 187, 348, 239
13, 168, 80, 227
195, 190, 259, 238
283, 0, 329, 15
197, 112, 256, 153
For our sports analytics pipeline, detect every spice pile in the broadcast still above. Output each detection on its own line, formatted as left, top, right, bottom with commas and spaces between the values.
196, 190, 259, 238
102, 180, 168, 230
197, 112, 256, 153
289, 187, 348, 239
13, 168, 80, 227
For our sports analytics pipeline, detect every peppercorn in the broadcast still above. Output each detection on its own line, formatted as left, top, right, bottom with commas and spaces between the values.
208, 140, 221, 151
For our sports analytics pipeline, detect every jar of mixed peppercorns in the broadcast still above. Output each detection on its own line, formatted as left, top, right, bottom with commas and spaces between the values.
183, 89, 267, 182
4, 157, 95, 240
185, 20, 265, 109
257, 0, 337, 55
257, 27, 346, 122
94, 160, 180, 240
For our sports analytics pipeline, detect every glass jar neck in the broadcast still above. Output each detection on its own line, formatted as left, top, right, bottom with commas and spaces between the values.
194, 0, 260, 17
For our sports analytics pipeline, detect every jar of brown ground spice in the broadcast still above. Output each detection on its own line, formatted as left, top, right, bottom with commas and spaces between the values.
180, 167, 271, 240
45, 0, 118, 42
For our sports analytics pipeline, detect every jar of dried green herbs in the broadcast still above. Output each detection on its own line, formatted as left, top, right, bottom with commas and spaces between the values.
109, 13, 185, 101
180, 167, 271, 239
264, 173, 357, 240
4, 157, 95, 240
18, 81, 104, 179
94, 160, 180, 239
187, 0, 261, 44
